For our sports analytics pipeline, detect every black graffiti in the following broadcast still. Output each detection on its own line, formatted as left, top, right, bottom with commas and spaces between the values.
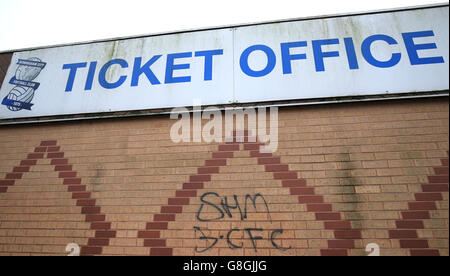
196, 192, 272, 222
193, 226, 291, 253
194, 192, 291, 252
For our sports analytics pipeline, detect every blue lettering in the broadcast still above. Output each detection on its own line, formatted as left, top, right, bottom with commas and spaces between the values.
194, 50, 223, 81
361, 34, 401, 68
98, 59, 128, 89
280, 41, 307, 74
402, 30, 444, 65
131, 56, 161, 86
344, 37, 359, 70
84, 61, 97, 91
312, 39, 340, 72
165, 52, 192, 84
62, 62, 87, 92
240, 44, 276, 77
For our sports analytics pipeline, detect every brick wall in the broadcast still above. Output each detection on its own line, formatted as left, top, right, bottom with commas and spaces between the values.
0, 97, 448, 256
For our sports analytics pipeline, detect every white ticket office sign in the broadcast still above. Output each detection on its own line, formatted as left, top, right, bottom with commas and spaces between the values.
0, 6, 448, 120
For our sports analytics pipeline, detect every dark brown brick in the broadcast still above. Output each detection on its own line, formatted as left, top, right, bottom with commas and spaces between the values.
63, 178, 81, 185
47, 152, 64, 159
400, 240, 429, 248
427, 175, 449, 183
27, 153, 44, 159
40, 140, 57, 146
5, 173, 22, 179
328, 240, 355, 249
161, 206, 182, 213
408, 202, 436, 210
34, 147, 47, 152
80, 246, 102, 255
410, 249, 440, 256
54, 165, 72, 171
81, 207, 101, 214
274, 172, 297, 179
77, 199, 96, 206
290, 187, 314, 195
168, 197, 189, 205
90, 222, 111, 230
0, 180, 15, 186
282, 179, 307, 187
265, 164, 288, 172
146, 222, 168, 230
72, 192, 91, 199
59, 171, 77, 178
422, 184, 448, 192
88, 238, 109, 246
183, 182, 203, 189
190, 175, 211, 182
85, 215, 105, 222
414, 193, 443, 201
176, 190, 197, 197
153, 214, 176, 221
95, 231, 116, 238
320, 249, 347, 256
143, 239, 166, 247
13, 166, 29, 173
396, 220, 424, 229
20, 160, 37, 166
198, 167, 219, 174
68, 185, 86, 192
47, 146, 61, 152
150, 248, 173, 256
218, 144, 239, 151
257, 157, 281, 165
401, 211, 430, 220
324, 221, 351, 230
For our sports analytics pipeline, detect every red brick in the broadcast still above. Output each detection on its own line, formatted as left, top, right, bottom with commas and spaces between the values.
190, 174, 211, 182
183, 182, 204, 189
396, 220, 424, 229
401, 211, 430, 220
81, 207, 101, 214
40, 140, 57, 146
68, 185, 86, 192
324, 221, 351, 230
146, 222, 168, 230
265, 164, 288, 172
85, 215, 105, 222
59, 171, 77, 178
218, 144, 239, 151
50, 159, 68, 165
205, 159, 226, 166
212, 152, 233, 158
410, 249, 440, 256
95, 231, 116, 238
168, 197, 189, 205
13, 166, 29, 173
72, 192, 91, 199
47, 152, 64, 158
399, 240, 429, 248
320, 249, 347, 256
441, 159, 449, 166
161, 206, 182, 213
243, 144, 260, 150
150, 248, 173, 256
153, 214, 176, 221
290, 187, 314, 195
176, 190, 196, 197
433, 167, 449, 175
328, 240, 355, 249
143, 239, 166, 247
422, 184, 448, 192
80, 246, 102, 255
257, 157, 280, 165
20, 160, 37, 166
5, 173, 22, 179
298, 196, 323, 203
47, 146, 60, 152
414, 193, 443, 201
198, 167, 219, 174
34, 147, 47, 152
334, 230, 361, 239
63, 178, 81, 185
307, 204, 332, 212
77, 199, 96, 206
316, 212, 341, 220
54, 165, 72, 171
27, 153, 44, 159
274, 172, 297, 179
90, 222, 111, 230
389, 230, 418, 239
138, 231, 160, 238
282, 179, 306, 187
408, 202, 436, 210
0, 180, 15, 186
0, 187, 7, 193
427, 175, 449, 183
88, 238, 109, 246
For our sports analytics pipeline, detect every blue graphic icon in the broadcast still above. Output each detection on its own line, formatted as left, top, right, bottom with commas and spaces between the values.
2, 58, 46, 111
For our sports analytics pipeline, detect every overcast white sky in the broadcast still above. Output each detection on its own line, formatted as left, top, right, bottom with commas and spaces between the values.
0, 0, 447, 52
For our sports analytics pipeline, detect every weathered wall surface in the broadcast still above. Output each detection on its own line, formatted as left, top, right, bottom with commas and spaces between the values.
0, 97, 448, 256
